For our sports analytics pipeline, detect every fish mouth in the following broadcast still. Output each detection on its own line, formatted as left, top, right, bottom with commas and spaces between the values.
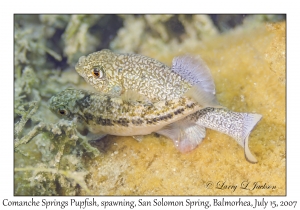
75, 56, 86, 75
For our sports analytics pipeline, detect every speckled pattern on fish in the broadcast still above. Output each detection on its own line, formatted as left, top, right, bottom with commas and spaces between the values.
49, 88, 200, 136
75, 49, 194, 101
187, 107, 260, 148
74, 49, 262, 162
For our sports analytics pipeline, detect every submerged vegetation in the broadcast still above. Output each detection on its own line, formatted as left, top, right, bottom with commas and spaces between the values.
14, 14, 285, 195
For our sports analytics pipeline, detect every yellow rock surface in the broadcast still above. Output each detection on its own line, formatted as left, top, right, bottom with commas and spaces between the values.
84, 22, 286, 195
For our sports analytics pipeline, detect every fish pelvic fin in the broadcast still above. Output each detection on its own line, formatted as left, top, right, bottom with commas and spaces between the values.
171, 55, 221, 108
156, 118, 206, 153
240, 113, 262, 163
133, 135, 144, 142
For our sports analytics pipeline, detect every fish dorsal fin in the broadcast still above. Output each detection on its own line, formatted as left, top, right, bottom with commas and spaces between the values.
240, 113, 262, 163
121, 90, 151, 103
172, 55, 216, 93
172, 55, 221, 108
156, 118, 206, 153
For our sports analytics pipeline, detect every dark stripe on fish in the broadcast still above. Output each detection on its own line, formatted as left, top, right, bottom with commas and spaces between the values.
116, 118, 129, 127
84, 112, 94, 123
77, 94, 92, 109
131, 118, 144, 125
96, 117, 114, 126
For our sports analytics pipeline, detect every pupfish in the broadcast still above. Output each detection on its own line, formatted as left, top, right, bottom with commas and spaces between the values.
75, 49, 220, 108
74, 49, 262, 163
49, 88, 201, 137
49, 88, 261, 163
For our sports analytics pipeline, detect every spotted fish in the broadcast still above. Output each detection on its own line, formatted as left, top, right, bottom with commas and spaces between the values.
75, 49, 220, 107
49, 88, 203, 150
49, 88, 261, 163
74, 49, 262, 163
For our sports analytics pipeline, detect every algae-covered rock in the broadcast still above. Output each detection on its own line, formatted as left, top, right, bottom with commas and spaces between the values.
14, 15, 285, 195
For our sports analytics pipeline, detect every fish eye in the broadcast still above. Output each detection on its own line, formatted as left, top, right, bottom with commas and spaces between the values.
58, 108, 68, 116
92, 66, 104, 78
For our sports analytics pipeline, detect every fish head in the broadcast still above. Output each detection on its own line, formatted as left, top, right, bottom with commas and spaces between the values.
75, 49, 123, 94
48, 88, 85, 121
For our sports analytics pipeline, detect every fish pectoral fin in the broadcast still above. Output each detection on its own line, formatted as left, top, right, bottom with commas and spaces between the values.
240, 113, 262, 164
171, 54, 221, 108
121, 90, 152, 104
86, 132, 107, 141
107, 85, 122, 96
132, 135, 144, 142
156, 119, 206, 153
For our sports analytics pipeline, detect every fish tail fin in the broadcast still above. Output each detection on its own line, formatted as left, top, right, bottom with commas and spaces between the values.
239, 113, 262, 163
172, 55, 221, 108
156, 118, 206, 153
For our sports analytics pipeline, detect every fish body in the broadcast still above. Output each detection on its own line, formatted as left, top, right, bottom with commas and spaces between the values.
75, 49, 219, 107
75, 49, 190, 101
74, 50, 263, 163
49, 88, 262, 163
49, 88, 201, 136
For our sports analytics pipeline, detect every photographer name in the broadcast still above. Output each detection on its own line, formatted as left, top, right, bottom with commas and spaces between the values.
209, 181, 276, 192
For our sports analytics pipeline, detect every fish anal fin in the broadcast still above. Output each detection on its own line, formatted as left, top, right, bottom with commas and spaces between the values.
156, 118, 206, 153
